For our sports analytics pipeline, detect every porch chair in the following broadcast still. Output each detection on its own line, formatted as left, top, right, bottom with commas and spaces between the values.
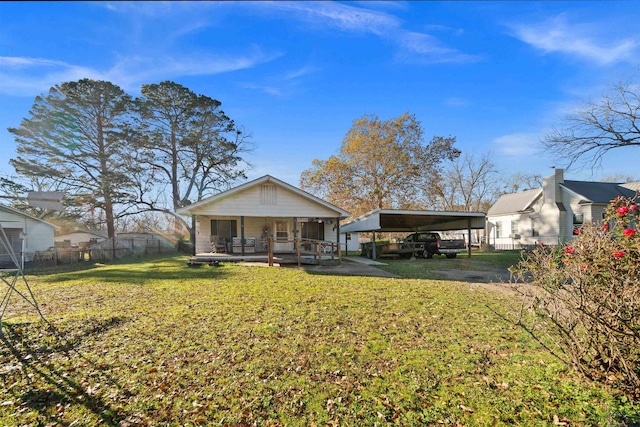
210, 235, 227, 253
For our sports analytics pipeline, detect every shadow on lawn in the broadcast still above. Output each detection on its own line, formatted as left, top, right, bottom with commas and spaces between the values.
1, 318, 132, 426
44, 261, 232, 284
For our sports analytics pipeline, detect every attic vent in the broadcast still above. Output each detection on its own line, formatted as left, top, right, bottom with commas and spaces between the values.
260, 184, 277, 205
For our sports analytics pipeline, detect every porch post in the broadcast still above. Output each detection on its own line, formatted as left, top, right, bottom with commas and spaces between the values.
241, 216, 245, 256
293, 217, 298, 254
191, 215, 196, 256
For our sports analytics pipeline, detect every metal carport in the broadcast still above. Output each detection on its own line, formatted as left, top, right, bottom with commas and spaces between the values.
340, 209, 486, 258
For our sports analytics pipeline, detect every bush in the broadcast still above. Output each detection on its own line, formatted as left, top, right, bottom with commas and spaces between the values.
510, 196, 640, 399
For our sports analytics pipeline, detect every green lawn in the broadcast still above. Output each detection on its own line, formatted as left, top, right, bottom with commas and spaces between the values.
374, 250, 523, 279
0, 254, 636, 426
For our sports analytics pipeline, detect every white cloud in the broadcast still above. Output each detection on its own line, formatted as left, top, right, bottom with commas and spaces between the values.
444, 97, 469, 107
240, 65, 316, 97
0, 49, 281, 96
396, 31, 481, 64
509, 15, 639, 65
0, 56, 106, 95
493, 133, 540, 156
0, 57, 68, 68
239, 82, 283, 97
264, 2, 401, 36
283, 65, 316, 81
257, 2, 477, 64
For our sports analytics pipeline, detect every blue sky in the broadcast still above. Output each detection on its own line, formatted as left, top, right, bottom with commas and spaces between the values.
1, 1, 639, 187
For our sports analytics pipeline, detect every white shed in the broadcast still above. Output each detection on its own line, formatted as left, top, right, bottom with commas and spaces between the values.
0, 204, 56, 263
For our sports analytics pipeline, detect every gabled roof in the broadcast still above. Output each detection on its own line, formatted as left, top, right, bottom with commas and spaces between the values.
176, 175, 350, 218
561, 180, 638, 204
487, 189, 542, 216
0, 204, 58, 228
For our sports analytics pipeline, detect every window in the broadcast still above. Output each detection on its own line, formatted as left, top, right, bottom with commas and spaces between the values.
275, 221, 288, 241
495, 222, 503, 238
511, 220, 519, 235
573, 213, 584, 235
531, 219, 539, 237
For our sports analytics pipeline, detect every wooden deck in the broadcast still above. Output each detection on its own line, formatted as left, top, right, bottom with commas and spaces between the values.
187, 251, 340, 266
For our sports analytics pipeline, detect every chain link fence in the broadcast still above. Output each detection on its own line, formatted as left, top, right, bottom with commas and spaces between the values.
1, 237, 180, 269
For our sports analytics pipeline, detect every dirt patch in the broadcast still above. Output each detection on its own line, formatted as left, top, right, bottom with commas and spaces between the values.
430, 268, 517, 296
281, 261, 401, 278
431, 268, 512, 284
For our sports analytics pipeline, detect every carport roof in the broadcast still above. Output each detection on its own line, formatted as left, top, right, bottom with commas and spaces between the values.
340, 209, 486, 233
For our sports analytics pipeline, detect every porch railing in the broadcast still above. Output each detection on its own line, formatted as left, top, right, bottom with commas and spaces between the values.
267, 237, 342, 267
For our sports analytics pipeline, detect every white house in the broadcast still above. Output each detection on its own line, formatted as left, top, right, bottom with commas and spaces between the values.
176, 175, 350, 255
487, 169, 639, 248
0, 204, 56, 263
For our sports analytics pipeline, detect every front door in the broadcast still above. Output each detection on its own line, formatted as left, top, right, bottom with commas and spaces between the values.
273, 220, 291, 252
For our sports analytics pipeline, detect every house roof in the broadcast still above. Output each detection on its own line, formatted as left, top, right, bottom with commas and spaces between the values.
561, 180, 638, 204
487, 189, 542, 216
621, 181, 640, 194
56, 229, 107, 238
0, 203, 58, 228
176, 175, 350, 218
340, 209, 486, 233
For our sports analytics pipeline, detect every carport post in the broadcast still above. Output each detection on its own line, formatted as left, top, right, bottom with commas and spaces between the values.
372, 231, 377, 259
467, 218, 472, 258
336, 217, 341, 264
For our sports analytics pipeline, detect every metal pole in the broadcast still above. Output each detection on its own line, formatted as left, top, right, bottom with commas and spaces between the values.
372, 231, 377, 260
467, 218, 472, 258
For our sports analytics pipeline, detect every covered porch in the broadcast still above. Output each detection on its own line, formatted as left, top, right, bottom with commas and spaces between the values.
188, 237, 342, 266
176, 175, 351, 266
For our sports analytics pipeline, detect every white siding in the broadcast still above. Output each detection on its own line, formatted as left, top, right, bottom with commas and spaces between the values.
25, 220, 55, 252
1, 208, 55, 253
56, 232, 106, 246
340, 233, 361, 252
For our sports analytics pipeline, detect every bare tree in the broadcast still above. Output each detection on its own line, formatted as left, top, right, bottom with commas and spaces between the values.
543, 79, 640, 169
430, 152, 498, 212
599, 173, 639, 183
498, 172, 544, 194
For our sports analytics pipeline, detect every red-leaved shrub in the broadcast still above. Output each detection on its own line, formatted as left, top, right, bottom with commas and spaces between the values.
511, 195, 640, 398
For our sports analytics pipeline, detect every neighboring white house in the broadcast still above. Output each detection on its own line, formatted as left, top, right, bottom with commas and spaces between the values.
487, 169, 640, 248
55, 229, 108, 247
176, 175, 350, 254
0, 204, 56, 263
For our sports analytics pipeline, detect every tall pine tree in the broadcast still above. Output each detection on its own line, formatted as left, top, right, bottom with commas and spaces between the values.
9, 79, 137, 238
